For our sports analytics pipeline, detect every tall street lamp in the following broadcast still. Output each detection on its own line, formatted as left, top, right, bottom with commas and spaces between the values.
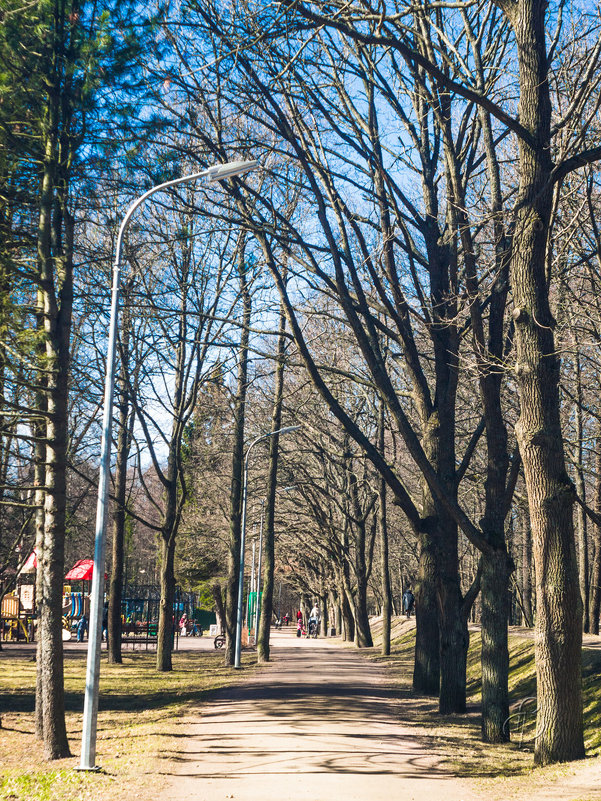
234, 426, 299, 668
79, 159, 258, 772
254, 499, 265, 640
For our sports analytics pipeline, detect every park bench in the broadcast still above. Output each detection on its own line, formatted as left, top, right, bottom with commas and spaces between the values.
121, 621, 158, 649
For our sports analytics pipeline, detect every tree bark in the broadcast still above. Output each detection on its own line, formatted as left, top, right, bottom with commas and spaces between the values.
212, 582, 225, 635
340, 435, 373, 648
225, 252, 251, 665
156, 315, 187, 672
330, 590, 340, 636
573, 357, 589, 632
436, 514, 468, 715
378, 402, 392, 656
34, 302, 47, 741
157, 535, 176, 671
339, 574, 355, 642
320, 584, 329, 637
506, 0, 584, 764
354, 555, 373, 648
413, 524, 440, 696
589, 426, 601, 635
257, 288, 287, 663
378, 480, 392, 656
480, 549, 511, 741
522, 510, 534, 627
108, 308, 134, 664
38, 201, 73, 759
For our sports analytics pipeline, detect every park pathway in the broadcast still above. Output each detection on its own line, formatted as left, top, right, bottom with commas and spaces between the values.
159, 628, 477, 801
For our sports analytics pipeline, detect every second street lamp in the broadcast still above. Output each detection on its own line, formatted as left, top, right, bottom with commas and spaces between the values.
234, 426, 299, 668
79, 158, 258, 772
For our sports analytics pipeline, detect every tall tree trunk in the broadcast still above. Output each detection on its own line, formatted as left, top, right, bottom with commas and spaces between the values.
478, 381, 512, 741
379, 484, 391, 656
415, 411, 457, 703
38, 200, 73, 759
447, 92, 515, 738
343, 436, 373, 648
156, 306, 187, 671
339, 572, 355, 642
354, 549, 373, 648
436, 513, 468, 714
320, 584, 329, 637
225, 251, 250, 665
480, 549, 511, 741
522, 510, 534, 627
330, 590, 339, 636
257, 288, 286, 663
34, 296, 47, 741
157, 535, 176, 671
507, 0, 584, 764
413, 525, 440, 695
108, 308, 134, 664
589, 426, 601, 635
34, 491, 45, 740
212, 583, 225, 635
378, 402, 392, 656
574, 356, 589, 632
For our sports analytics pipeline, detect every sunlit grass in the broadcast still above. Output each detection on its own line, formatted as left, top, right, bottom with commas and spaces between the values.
0, 648, 257, 801
369, 618, 601, 799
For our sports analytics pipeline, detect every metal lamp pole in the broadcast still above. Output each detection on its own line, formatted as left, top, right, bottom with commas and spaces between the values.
79, 159, 258, 771
249, 538, 256, 631
234, 426, 299, 668
255, 499, 265, 638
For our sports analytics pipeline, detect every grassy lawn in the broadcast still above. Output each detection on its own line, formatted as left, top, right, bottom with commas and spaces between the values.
0, 646, 257, 801
3, 622, 600, 801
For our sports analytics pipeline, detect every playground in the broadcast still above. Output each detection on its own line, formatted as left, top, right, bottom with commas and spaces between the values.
0, 552, 215, 648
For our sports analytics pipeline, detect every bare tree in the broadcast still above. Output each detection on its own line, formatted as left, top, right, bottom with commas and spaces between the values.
125, 198, 238, 671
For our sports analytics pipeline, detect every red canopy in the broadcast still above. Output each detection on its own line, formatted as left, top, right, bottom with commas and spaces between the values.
64, 559, 107, 581
21, 548, 38, 574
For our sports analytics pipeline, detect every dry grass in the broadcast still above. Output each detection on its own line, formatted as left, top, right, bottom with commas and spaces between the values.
368, 617, 601, 800
3, 621, 600, 801
0, 647, 257, 801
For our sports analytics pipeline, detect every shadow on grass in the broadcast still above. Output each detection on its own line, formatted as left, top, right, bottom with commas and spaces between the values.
364, 630, 536, 780
0, 649, 244, 718
1, 685, 231, 715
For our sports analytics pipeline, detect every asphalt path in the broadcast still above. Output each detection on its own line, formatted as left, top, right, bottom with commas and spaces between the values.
158, 628, 477, 801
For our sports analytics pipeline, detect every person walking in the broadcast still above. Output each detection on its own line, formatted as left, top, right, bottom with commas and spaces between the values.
76, 614, 88, 642
309, 603, 320, 637
402, 588, 415, 619
102, 602, 109, 643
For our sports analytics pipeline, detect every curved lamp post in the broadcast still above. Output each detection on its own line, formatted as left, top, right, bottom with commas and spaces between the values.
234, 426, 299, 668
79, 159, 258, 771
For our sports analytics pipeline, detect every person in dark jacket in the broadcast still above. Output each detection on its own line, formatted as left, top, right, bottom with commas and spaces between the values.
102, 602, 109, 642
76, 615, 88, 642
402, 589, 415, 618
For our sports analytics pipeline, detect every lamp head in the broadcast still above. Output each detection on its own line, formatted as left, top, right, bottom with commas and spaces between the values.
206, 159, 259, 182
